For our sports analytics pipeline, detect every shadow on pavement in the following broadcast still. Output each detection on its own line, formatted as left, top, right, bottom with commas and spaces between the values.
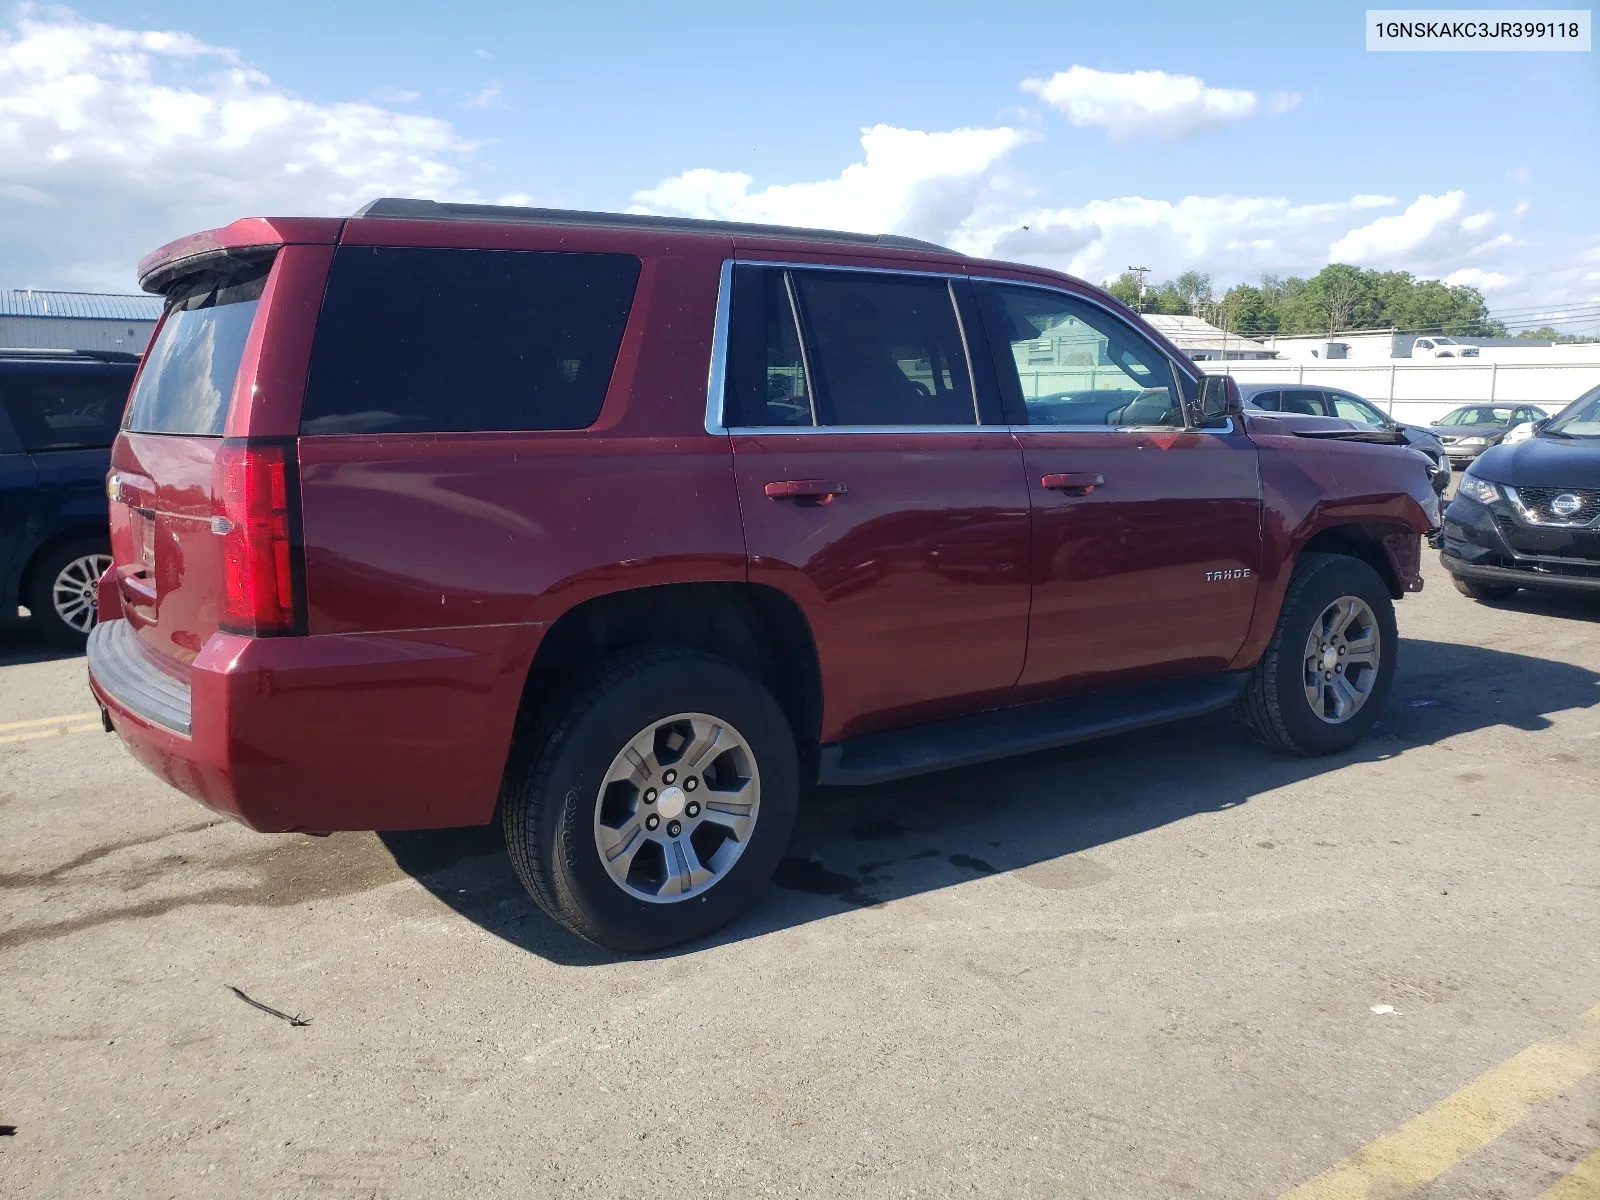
0, 622, 82, 668
376, 635, 1600, 965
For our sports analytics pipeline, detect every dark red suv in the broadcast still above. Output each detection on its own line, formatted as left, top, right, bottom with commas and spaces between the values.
89, 199, 1439, 951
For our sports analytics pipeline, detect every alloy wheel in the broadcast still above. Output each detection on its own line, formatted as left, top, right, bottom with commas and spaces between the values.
51, 554, 112, 634
1301, 596, 1381, 724
592, 712, 761, 903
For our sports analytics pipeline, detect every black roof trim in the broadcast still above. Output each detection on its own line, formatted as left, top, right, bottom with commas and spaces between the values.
0, 347, 140, 363
351, 198, 956, 254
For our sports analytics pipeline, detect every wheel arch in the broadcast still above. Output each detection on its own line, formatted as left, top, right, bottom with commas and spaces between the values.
1298, 520, 1421, 599
519, 580, 824, 766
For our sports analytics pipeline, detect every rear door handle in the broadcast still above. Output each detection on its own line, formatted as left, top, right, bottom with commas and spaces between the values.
764, 480, 848, 505
1040, 472, 1104, 495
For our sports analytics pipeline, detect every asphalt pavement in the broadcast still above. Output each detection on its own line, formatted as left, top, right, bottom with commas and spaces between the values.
1, 554, 1597, 1198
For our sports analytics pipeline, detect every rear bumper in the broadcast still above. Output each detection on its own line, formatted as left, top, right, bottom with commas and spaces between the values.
88, 617, 543, 833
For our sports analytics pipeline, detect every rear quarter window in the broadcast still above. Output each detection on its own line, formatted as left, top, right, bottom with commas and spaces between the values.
300, 247, 641, 435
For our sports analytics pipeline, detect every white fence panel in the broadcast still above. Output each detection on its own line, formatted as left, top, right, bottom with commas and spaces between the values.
1204, 361, 1600, 424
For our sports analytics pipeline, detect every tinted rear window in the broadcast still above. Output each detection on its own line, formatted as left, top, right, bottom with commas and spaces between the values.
124, 258, 271, 436
300, 247, 641, 435
0, 366, 134, 451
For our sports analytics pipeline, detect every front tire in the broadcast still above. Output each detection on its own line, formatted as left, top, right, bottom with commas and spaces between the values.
1240, 553, 1398, 756
502, 648, 798, 953
27, 538, 112, 648
1450, 574, 1519, 602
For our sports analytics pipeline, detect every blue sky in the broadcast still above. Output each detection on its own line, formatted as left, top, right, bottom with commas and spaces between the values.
3, 1, 1597, 329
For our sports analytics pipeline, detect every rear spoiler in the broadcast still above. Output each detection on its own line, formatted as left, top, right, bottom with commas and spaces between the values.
137, 217, 343, 295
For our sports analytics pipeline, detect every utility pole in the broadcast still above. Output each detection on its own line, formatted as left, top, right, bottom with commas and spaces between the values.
1127, 265, 1151, 313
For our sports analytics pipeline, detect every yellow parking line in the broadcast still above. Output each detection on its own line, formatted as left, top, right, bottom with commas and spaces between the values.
0, 711, 97, 733
1537, 1150, 1600, 1199
1282, 1005, 1600, 1199
0, 723, 103, 746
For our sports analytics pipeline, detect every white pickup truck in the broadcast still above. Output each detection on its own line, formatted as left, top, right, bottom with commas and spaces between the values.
1412, 336, 1480, 358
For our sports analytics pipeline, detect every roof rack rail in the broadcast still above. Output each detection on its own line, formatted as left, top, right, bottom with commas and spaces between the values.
0, 347, 141, 363
351, 197, 956, 254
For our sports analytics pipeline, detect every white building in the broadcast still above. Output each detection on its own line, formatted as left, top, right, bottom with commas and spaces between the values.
1145, 315, 1278, 361
1, 290, 161, 354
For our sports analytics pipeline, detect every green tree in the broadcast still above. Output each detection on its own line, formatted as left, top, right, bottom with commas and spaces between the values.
1106, 271, 1145, 310
1218, 284, 1278, 337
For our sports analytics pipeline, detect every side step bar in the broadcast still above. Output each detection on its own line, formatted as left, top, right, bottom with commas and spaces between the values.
815, 671, 1251, 787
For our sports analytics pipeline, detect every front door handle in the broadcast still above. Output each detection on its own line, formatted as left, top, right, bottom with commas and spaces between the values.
764, 480, 848, 505
1040, 472, 1104, 495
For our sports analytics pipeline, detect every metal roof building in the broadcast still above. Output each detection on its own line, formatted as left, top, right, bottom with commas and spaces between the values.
1144, 314, 1278, 361
1, 289, 162, 354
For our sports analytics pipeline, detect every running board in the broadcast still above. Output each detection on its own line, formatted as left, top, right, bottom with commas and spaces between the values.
815, 671, 1251, 787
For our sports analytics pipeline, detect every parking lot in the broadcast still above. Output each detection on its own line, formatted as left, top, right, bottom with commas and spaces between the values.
1, 553, 1597, 1198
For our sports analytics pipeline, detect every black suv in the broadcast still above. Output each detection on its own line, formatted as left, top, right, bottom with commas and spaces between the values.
1441, 384, 1600, 601
1, 349, 136, 645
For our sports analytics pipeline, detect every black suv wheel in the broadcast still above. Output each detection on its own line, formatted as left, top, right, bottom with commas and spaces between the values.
1240, 553, 1398, 756
502, 648, 798, 953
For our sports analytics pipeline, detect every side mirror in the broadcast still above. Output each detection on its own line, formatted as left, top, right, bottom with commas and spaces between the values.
1195, 374, 1242, 425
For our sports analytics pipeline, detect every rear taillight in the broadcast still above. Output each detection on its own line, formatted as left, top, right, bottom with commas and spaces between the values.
212, 439, 304, 635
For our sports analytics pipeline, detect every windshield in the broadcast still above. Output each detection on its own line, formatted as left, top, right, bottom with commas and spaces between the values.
1542, 385, 1600, 438
1433, 337, 1457, 345
1439, 406, 1518, 427
123, 257, 272, 436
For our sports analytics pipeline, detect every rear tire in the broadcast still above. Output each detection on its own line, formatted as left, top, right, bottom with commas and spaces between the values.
1450, 574, 1519, 602
502, 648, 798, 953
1240, 553, 1398, 756
27, 538, 112, 649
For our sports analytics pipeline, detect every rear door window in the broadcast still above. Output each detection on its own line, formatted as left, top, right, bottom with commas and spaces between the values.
790, 270, 977, 427
300, 247, 641, 435
1279, 389, 1328, 416
1, 367, 133, 451
124, 259, 271, 436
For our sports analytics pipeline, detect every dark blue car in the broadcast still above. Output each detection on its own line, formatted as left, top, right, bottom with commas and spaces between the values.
0, 349, 137, 646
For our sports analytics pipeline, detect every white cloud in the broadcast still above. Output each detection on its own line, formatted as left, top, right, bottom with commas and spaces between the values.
1328, 191, 1468, 265
1513, 200, 1532, 218
372, 85, 420, 103
1461, 209, 1494, 233
1021, 66, 1298, 141
461, 80, 503, 109
971, 193, 1397, 284
0, 8, 477, 288
1444, 267, 1512, 292
631, 124, 1031, 247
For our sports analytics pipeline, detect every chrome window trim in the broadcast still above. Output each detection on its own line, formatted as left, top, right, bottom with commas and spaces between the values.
782, 269, 819, 426
713, 419, 1235, 437
946, 277, 982, 425
703, 257, 1227, 437
704, 258, 735, 434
